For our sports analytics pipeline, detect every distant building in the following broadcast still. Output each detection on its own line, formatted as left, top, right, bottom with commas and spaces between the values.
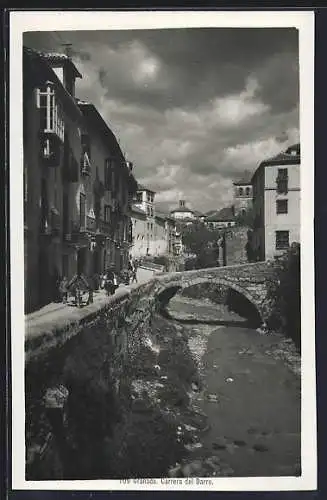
251, 143, 300, 261
154, 212, 178, 256
134, 184, 155, 217
130, 202, 179, 259
131, 184, 156, 257
129, 204, 148, 258
233, 173, 253, 216
170, 199, 197, 222
204, 207, 236, 229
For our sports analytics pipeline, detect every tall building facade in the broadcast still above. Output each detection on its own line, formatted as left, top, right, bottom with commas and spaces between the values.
23, 47, 137, 313
77, 101, 137, 274
24, 47, 86, 312
251, 144, 300, 261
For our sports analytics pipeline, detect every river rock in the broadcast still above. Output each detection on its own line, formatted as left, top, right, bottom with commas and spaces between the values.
184, 442, 203, 452
181, 459, 203, 477
207, 393, 219, 403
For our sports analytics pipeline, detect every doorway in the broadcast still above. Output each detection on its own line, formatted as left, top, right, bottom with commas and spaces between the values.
77, 247, 87, 275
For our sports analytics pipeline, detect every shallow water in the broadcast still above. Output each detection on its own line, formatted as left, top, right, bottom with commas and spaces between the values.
166, 296, 301, 477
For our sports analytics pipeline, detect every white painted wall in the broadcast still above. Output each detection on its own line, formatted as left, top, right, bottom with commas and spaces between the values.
264, 163, 300, 260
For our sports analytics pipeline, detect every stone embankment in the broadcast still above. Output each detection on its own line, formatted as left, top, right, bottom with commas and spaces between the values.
25, 281, 158, 479
25, 259, 283, 480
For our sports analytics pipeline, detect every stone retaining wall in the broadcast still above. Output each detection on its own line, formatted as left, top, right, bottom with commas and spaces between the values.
25, 280, 158, 480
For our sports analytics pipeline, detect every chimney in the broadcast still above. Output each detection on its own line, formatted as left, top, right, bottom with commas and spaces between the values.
62, 43, 73, 59
179, 200, 185, 208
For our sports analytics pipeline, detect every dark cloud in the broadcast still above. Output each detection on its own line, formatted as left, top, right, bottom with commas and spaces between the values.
23, 27, 300, 212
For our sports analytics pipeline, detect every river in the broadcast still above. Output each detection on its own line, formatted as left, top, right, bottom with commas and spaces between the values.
164, 295, 301, 478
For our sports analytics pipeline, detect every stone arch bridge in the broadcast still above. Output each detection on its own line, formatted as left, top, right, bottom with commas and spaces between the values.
152, 261, 281, 324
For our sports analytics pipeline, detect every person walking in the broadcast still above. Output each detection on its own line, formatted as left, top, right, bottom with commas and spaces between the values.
58, 276, 69, 304
131, 265, 138, 284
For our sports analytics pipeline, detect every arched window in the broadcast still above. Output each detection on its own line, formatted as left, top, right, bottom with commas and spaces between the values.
239, 187, 244, 196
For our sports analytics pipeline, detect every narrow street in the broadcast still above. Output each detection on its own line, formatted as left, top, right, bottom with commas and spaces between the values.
165, 296, 301, 477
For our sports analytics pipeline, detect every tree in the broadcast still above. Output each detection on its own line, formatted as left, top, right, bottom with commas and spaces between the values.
265, 243, 301, 350
181, 221, 224, 269
235, 207, 255, 228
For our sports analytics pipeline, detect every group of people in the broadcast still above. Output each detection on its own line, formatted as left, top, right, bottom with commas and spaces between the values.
56, 258, 140, 305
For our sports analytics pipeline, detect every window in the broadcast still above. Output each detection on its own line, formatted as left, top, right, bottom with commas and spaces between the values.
37, 84, 64, 141
276, 168, 288, 194
246, 187, 250, 196
104, 205, 111, 223
136, 192, 143, 203
275, 230, 289, 250
276, 199, 288, 214
79, 193, 86, 229
239, 187, 244, 196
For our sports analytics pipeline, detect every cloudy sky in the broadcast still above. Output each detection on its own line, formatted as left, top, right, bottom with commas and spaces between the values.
24, 28, 299, 214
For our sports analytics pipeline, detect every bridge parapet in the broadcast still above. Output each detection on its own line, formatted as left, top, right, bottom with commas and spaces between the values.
152, 260, 280, 323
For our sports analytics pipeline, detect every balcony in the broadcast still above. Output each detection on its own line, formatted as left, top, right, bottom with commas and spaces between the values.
37, 83, 65, 154
96, 219, 112, 236
86, 215, 97, 232
41, 136, 63, 168
80, 151, 91, 177
65, 220, 90, 247
40, 207, 61, 239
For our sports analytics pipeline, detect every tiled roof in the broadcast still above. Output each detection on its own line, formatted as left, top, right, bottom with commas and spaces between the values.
23, 47, 83, 121
156, 211, 175, 222
251, 143, 301, 182
39, 51, 82, 78
233, 170, 253, 186
205, 207, 235, 222
170, 206, 194, 214
137, 183, 156, 193
261, 143, 300, 167
130, 204, 147, 217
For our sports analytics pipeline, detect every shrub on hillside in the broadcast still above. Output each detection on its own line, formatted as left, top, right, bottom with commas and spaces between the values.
265, 243, 301, 350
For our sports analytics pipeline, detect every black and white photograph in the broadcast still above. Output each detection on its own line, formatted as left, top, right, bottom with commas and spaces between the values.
10, 10, 315, 492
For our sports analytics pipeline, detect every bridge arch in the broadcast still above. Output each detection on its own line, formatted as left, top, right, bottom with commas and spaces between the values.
155, 276, 265, 324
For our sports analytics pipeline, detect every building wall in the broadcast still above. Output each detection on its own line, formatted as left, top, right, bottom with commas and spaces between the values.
24, 88, 43, 312
130, 215, 148, 258
251, 168, 265, 261
264, 163, 300, 260
172, 210, 195, 220
24, 67, 86, 311
151, 218, 167, 256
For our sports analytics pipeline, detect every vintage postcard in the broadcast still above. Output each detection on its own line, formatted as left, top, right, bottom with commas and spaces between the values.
9, 9, 315, 492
